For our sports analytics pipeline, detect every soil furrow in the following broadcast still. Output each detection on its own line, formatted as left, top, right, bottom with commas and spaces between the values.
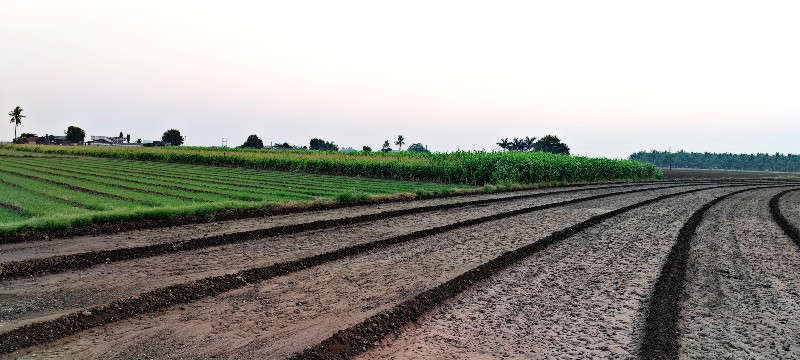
0, 183, 690, 279
358, 187, 744, 359
3, 185, 729, 359
290, 186, 754, 359
0, 185, 715, 354
678, 188, 800, 359
640, 186, 790, 359
770, 188, 800, 248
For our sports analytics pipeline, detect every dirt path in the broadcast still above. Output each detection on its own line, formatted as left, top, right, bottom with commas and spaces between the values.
3, 186, 711, 358
357, 187, 743, 359
0, 182, 669, 263
680, 188, 800, 358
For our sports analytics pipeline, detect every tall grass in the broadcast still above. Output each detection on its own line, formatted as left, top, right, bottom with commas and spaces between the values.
4, 145, 663, 184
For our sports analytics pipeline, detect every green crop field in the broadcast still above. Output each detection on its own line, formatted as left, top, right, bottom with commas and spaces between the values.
3, 145, 662, 185
0, 152, 471, 235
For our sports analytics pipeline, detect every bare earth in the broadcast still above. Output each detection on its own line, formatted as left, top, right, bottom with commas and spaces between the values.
1, 179, 798, 359
680, 188, 800, 359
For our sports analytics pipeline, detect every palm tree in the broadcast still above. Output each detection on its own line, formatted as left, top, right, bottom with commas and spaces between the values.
8, 106, 25, 141
395, 135, 405, 151
496, 138, 510, 150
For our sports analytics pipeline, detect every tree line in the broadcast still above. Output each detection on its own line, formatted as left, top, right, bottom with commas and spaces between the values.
630, 150, 800, 172
496, 135, 570, 155
240, 134, 430, 153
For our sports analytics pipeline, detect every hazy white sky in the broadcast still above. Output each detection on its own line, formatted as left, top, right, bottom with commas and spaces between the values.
2, 0, 798, 157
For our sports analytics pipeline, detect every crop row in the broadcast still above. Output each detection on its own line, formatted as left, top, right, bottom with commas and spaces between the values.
32, 156, 461, 196
0, 155, 472, 236
5, 145, 663, 185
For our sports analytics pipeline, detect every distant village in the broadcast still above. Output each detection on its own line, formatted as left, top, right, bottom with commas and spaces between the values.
11, 134, 167, 147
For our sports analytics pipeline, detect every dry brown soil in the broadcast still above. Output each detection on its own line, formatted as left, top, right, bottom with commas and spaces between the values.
1, 180, 798, 359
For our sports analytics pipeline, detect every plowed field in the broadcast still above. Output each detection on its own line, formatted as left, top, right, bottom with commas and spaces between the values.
1, 179, 798, 359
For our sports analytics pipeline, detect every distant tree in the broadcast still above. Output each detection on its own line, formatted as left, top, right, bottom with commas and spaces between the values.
395, 135, 405, 151
136, 138, 142, 144
381, 140, 392, 152
12, 133, 35, 144
407, 143, 429, 153
309, 138, 338, 151
126, 134, 130, 143
8, 106, 25, 141
498, 136, 537, 151
362, 146, 372, 152
533, 135, 570, 155
496, 138, 511, 150
118, 131, 123, 138
162, 129, 184, 146
241, 134, 264, 148
65, 126, 86, 143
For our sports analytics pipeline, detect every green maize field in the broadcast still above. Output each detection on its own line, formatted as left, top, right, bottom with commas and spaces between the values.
0, 151, 473, 235
2, 145, 663, 185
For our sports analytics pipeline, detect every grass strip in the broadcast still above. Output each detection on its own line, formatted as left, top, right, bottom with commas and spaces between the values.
0, 159, 207, 203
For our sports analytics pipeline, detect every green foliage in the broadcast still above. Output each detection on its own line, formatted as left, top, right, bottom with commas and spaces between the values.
65, 126, 86, 143
162, 129, 184, 146
381, 140, 392, 152
533, 135, 570, 155
631, 150, 800, 172
241, 134, 264, 149
497, 136, 536, 151
498, 135, 570, 155
362, 146, 372, 152
12, 133, 36, 144
0, 152, 468, 235
5, 144, 663, 186
309, 138, 338, 151
407, 143, 429, 153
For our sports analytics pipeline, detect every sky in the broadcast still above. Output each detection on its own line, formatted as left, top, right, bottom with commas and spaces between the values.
2, 1, 798, 158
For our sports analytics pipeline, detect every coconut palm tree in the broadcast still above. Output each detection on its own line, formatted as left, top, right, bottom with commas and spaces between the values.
496, 138, 510, 150
395, 135, 405, 151
8, 106, 25, 141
